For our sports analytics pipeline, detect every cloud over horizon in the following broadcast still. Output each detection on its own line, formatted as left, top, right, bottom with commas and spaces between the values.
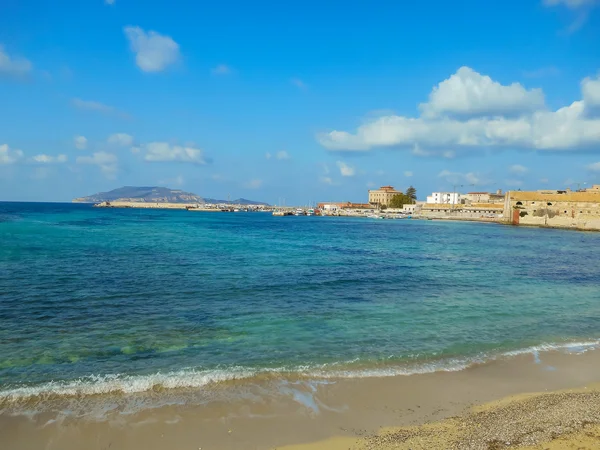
318, 67, 600, 155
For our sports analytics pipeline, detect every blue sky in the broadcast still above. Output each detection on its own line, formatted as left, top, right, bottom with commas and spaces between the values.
1, 0, 600, 203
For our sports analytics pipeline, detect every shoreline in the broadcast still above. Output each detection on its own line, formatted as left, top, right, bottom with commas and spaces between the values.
281, 385, 600, 449
2, 348, 600, 449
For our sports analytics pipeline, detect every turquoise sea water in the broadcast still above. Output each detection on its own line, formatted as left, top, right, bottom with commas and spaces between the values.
1, 202, 600, 409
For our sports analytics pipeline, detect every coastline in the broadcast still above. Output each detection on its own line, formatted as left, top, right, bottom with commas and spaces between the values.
2, 347, 600, 449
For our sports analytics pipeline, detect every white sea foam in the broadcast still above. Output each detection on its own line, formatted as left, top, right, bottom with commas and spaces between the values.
1, 339, 597, 409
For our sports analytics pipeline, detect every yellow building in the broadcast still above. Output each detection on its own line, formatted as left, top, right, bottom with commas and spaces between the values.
368, 185, 402, 206
503, 187, 600, 230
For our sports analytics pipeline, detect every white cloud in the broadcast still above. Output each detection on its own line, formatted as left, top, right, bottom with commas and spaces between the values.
276, 150, 291, 160
0, 45, 32, 78
291, 78, 307, 89
265, 152, 272, 160
419, 66, 545, 118
244, 179, 263, 189
318, 67, 600, 154
124, 26, 180, 73
320, 176, 334, 185
143, 142, 207, 164
438, 170, 483, 186
366, 181, 376, 188
74, 135, 87, 150
107, 133, 134, 147
76, 151, 118, 178
540, 178, 550, 184
336, 161, 355, 177
29, 154, 67, 164
509, 164, 529, 175
0, 144, 24, 164
443, 150, 456, 159
582, 74, 600, 116
587, 162, 600, 172
211, 64, 231, 75
404, 171, 413, 177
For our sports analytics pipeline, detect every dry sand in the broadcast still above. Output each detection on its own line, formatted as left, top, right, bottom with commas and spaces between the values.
2, 349, 600, 450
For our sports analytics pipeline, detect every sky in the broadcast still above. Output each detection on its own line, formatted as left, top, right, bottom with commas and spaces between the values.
1, 0, 600, 204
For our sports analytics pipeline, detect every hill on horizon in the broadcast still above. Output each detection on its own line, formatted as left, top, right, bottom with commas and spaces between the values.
73, 186, 269, 205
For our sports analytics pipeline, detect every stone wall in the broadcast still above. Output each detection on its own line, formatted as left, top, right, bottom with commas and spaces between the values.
504, 191, 600, 231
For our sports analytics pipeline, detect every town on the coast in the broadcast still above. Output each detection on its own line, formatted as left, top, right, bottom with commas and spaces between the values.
77, 182, 600, 232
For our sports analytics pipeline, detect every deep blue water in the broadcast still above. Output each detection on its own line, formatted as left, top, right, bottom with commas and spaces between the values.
1, 202, 599, 404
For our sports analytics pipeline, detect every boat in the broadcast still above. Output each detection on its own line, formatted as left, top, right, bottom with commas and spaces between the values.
295, 208, 306, 216
307, 208, 315, 216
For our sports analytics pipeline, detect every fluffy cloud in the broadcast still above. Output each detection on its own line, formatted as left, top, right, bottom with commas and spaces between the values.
124, 26, 180, 73
420, 67, 545, 118
265, 152, 272, 160
0, 45, 32, 78
74, 135, 87, 150
244, 179, 263, 189
76, 152, 118, 178
107, 133, 134, 147
143, 142, 207, 164
587, 162, 600, 172
318, 67, 600, 154
582, 75, 600, 116
509, 164, 529, 175
404, 171, 413, 177
0, 144, 24, 164
336, 161, 355, 177
320, 176, 334, 185
211, 64, 231, 75
29, 154, 67, 164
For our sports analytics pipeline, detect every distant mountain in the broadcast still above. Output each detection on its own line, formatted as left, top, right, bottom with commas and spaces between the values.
203, 197, 270, 206
73, 187, 270, 206
73, 186, 204, 204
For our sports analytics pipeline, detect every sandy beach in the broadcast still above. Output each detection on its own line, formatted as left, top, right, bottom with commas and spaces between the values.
2, 349, 600, 450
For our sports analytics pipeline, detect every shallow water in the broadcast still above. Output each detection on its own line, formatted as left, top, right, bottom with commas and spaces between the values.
1, 202, 599, 407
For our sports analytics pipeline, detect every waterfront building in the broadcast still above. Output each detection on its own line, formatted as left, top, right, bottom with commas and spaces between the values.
426, 192, 462, 204
464, 190, 505, 204
503, 187, 600, 230
318, 202, 372, 210
368, 185, 403, 207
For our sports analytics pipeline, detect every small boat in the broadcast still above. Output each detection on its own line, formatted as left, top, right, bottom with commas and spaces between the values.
307, 208, 315, 216
295, 208, 306, 216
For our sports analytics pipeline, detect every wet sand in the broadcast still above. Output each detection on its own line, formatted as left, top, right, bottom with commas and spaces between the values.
2, 349, 600, 449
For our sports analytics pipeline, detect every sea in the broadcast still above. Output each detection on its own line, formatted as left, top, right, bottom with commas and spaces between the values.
1, 202, 599, 416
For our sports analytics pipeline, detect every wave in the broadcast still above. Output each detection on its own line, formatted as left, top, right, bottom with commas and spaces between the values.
1, 339, 598, 411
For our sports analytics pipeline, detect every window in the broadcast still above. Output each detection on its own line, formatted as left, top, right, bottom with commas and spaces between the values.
547, 202, 552, 206
516, 201, 523, 206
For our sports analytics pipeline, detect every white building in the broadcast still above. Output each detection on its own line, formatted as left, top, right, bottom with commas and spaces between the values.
426, 192, 462, 204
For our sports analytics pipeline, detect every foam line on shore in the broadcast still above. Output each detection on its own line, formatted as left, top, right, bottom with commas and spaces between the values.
1, 339, 597, 409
